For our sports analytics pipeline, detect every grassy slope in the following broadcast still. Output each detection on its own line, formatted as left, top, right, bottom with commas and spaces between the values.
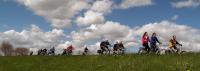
0, 54, 199, 71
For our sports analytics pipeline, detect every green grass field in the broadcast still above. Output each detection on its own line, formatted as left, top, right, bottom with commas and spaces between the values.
0, 53, 199, 71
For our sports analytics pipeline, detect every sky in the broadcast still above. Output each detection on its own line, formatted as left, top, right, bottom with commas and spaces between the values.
0, 0, 200, 54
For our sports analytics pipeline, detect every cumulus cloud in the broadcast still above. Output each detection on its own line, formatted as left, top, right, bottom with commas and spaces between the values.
97, 21, 130, 40
76, 0, 114, 27
91, 0, 113, 14
69, 21, 135, 54
17, 0, 154, 29
76, 10, 105, 26
118, 0, 153, 9
74, 21, 131, 43
172, 0, 200, 8
17, 0, 90, 28
0, 25, 66, 54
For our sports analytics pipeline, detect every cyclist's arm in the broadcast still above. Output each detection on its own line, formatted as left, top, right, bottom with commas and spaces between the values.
148, 37, 151, 42
156, 37, 162, 44
121, 44, 125, 48
176, 41, 182, 46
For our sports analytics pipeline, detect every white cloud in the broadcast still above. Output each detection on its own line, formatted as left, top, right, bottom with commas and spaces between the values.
17, 0, 90, 28
17, 0, 154, 29
118, 0, 153, 9
0, 25, 66, 54
91, 0, 113, 14
73, 21, 131, 43
76, 10, 105, 26
97, 21, 130, 40
172, 0, 200, 8
69, 21, 135, 54
171, 15, 179, 21
76, 0, 114, 27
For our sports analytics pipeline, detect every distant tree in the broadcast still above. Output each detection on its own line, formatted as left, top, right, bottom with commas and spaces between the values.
0, 41, 14, 56
15, 47, 30, 56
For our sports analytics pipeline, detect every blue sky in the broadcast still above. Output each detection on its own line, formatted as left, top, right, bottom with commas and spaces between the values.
0, 1, 50, 31
0, 0, 200, 32
107, 0, 200, 28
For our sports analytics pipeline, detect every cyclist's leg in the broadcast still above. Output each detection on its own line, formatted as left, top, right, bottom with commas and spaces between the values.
171, 46, 177, 53
144, 43, 150, 53
174, 46, 180, 53
100, 46, 105, 54
105, 46, 110, 54
155, 45, 160, 53
150, 44, 156, 53
121, 47, 125, 54
113, 47, 117, 54
143, 44, 147, 51
147, 44, 150, 53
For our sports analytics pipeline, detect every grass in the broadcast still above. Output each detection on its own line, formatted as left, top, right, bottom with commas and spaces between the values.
0, 53, 200, 71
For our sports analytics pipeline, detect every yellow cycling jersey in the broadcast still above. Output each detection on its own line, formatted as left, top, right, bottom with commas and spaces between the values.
169, 42, 173, 48
169, 39, 176, 48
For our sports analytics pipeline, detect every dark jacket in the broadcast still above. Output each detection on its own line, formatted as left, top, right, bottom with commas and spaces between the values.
150, 36, 160, 45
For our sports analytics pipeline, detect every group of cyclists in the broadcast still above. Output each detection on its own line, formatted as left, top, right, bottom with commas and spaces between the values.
140, 32, 183, 54
98, 32, 184, 55
37, 47, 55, 56
35, 32, 184, 55
98, 40, 125, 55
